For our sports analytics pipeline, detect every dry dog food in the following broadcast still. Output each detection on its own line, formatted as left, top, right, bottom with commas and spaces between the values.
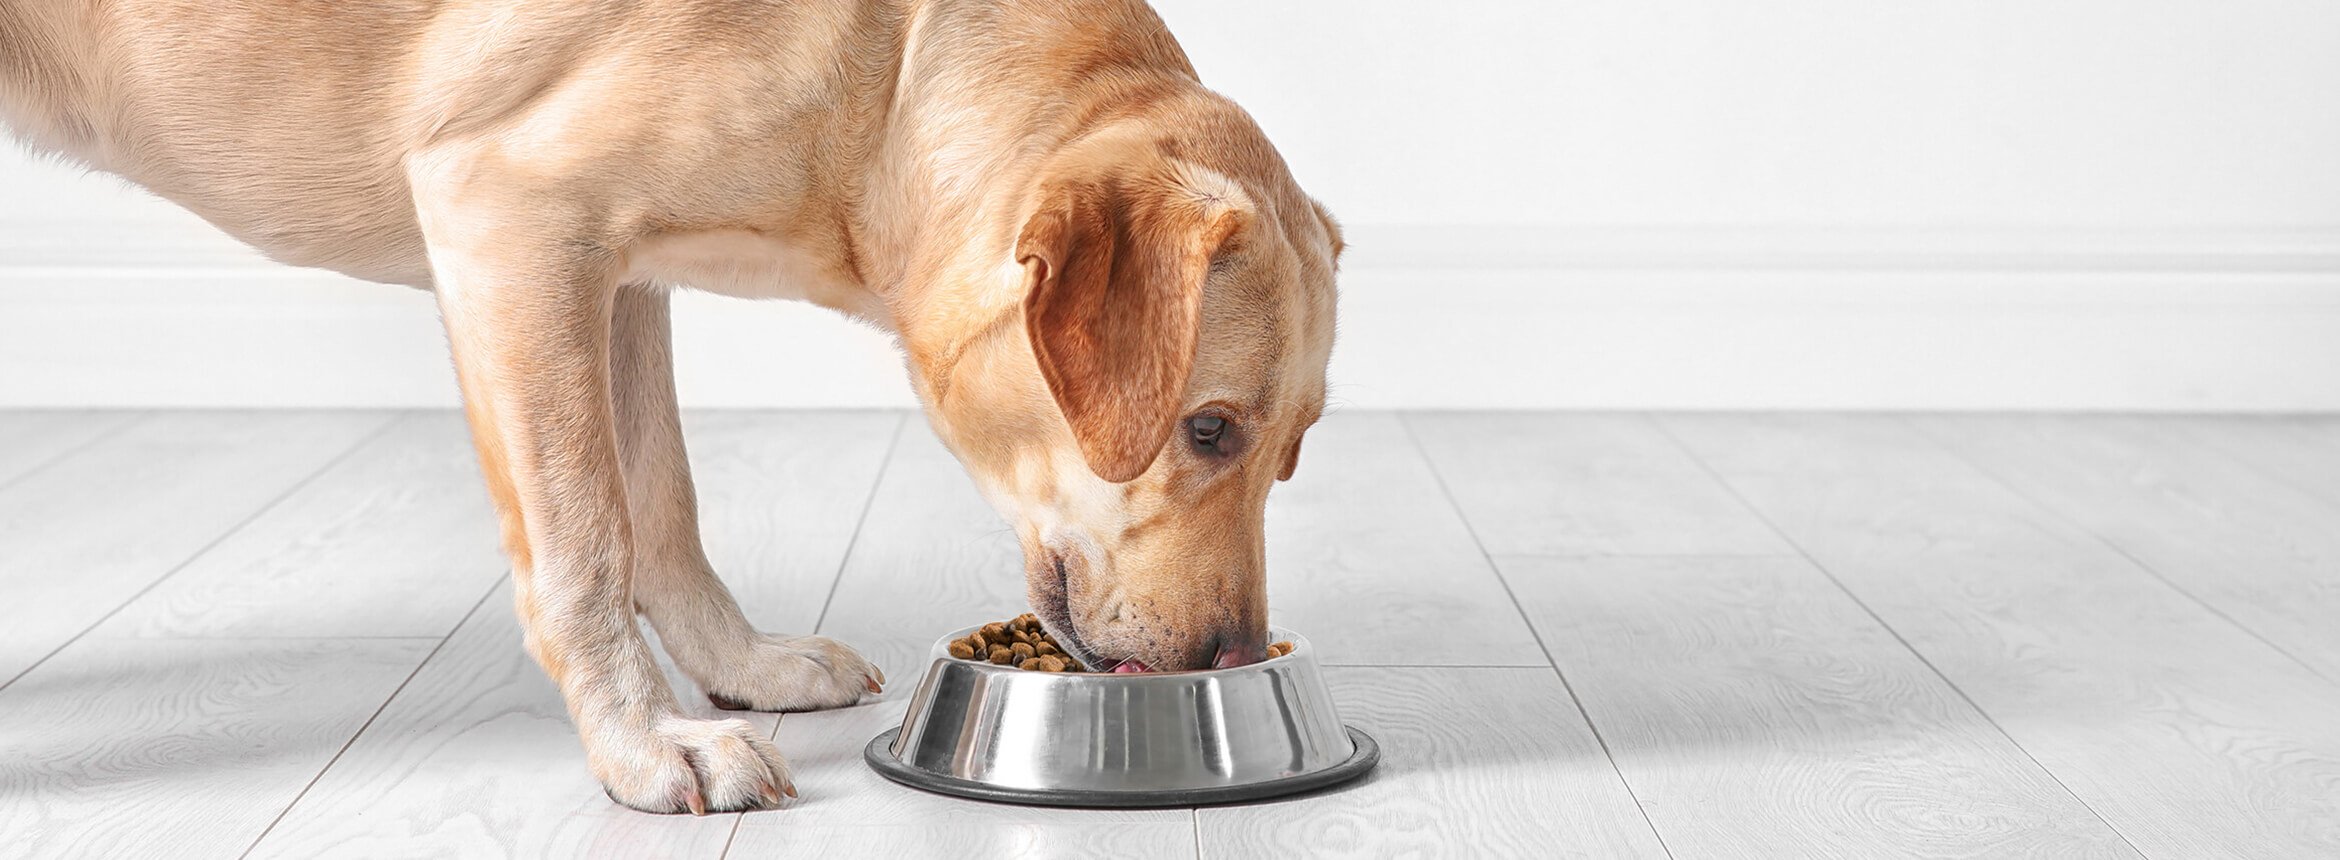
948, 614, 1085, 672
948, 614, 1294, 672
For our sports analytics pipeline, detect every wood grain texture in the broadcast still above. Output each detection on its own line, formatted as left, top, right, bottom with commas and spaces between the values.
1196, 667, 1667, 860
0, 637, 433, 859
247, 584, 767, 860
1509, 555, 2135, 858
250, 411, 900, 858
1261, 412, 1544, 664
728, 822, 1198, 859
0, 411, 393, 683
0, 410, 141, 485
9, 409, 2340, 858
678, 410, 902, 633
808, 424, 1031, 676
1665, 414, 2340, 859
1915, 414, 2340, 681
89, 412, 500, 638
1407, 411, 1794, 557
2157, 416, 2340, 508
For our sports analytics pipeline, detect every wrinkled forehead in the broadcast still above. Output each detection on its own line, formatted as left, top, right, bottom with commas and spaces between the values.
1186, 216, 1335, 422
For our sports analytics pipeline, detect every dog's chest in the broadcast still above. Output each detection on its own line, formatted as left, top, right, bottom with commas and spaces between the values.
622, 229, 890, 325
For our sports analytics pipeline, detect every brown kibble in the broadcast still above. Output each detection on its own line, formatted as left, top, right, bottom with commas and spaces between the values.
951, 616, 1109, 673
1267, 640, 1294, 659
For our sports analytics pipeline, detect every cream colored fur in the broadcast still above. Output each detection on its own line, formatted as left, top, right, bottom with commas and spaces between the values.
1, 0, 1338, 814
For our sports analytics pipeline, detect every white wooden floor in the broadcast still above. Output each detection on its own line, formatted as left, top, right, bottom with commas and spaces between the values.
4, 410, 2339, 859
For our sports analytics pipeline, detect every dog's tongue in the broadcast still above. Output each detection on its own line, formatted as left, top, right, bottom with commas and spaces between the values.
1111, 660, 1152, 674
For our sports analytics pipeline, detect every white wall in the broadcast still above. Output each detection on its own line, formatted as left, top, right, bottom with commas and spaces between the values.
5, 1, 2339, 410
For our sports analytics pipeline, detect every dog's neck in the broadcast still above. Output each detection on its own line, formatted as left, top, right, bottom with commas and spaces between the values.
0, 1, 106, 157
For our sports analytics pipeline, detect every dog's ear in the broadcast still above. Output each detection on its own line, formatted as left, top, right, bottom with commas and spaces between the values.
1307, 196, 1345, 265
1017, 175, 1246, 483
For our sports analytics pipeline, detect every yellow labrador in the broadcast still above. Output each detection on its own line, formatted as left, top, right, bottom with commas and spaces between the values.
0, 0, 1339, 813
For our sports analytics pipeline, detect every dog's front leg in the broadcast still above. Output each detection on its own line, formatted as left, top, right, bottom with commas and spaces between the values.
608, 286, 882, 711
424, 204, 791, 814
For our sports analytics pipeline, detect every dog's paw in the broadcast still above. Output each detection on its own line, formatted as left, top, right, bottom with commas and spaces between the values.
704, 634, 885, 713
593, 715, 794, 815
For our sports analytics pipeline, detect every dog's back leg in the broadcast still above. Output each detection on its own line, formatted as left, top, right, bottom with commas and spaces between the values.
418, 170, 790, 815
608, 285, 883, 712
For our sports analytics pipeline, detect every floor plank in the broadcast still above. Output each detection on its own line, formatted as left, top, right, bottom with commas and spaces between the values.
0, 411, 394, 683
1264, 412, 1544, 664
1408, 412, 1794, 557
9, 409, 2340, 858
1196, 667, 1668, 860
1509, 555, 2136, 858
90, 412, 501, 638
731, 690, 1191, 859
0, 637, 434, 858
2157, 416, 2340, 508
727, 822, 1198, 859
1915, 414, 2340, 682
251, 413, 897, 858
802, 423, 1028, 676
0, 410, 142, 486
1665, 414, 2340, 859
246, 585, 763, 860
680, 410, 903, 634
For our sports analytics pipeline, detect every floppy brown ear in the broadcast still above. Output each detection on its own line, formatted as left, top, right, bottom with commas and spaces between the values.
1018, 176, 1245, 482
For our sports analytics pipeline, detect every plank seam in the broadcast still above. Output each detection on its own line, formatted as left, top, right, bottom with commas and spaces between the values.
1646, 413, 2151, 858
1396, 412, 1679, 860
237, 573, 506, 859
1901, 416, 2340, 691
726, 411, 909, 860
809, 412, 910, 637
0, 410, 149, 494
0, 410, 405, 693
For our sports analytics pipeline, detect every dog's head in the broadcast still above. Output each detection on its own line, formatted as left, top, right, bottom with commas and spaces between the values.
924, 116, 1339, 672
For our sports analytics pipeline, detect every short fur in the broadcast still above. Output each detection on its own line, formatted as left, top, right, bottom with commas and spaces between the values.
1, 0, 1339, 814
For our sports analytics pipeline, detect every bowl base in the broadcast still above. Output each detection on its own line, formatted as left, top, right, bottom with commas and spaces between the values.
863, 725, 1380, 808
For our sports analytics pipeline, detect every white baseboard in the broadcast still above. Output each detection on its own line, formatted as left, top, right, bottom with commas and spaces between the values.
3, 225, 2338, 410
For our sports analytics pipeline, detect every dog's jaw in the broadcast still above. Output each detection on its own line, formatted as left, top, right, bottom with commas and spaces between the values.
1030, 552, 1156, 673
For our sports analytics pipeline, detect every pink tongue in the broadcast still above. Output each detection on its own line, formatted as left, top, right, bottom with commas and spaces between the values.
1111, 660, 1151, 674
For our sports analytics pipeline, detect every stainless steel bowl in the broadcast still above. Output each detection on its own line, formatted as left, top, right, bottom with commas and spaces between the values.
864, 625, 1378, 807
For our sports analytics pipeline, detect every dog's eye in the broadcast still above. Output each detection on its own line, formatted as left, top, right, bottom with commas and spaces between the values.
1188, 415, 1229, 453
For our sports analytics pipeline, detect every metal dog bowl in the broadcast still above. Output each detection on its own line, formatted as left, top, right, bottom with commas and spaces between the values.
864, 625, 1378, 807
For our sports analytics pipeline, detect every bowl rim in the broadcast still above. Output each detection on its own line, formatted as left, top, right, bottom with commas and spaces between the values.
926, 623, 1313, 678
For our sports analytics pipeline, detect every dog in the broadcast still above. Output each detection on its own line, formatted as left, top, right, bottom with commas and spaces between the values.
0, 0, 1339, 813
